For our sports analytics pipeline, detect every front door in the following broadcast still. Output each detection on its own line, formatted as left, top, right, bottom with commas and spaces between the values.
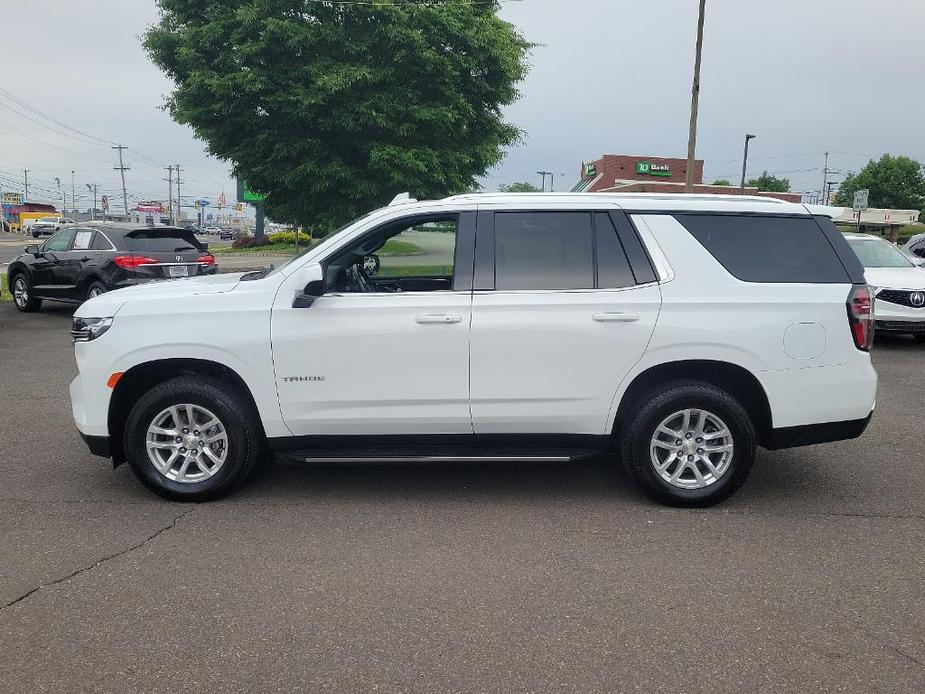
31, 228, 76, 300
271, 212, 475, 436
469, 209, 662, 435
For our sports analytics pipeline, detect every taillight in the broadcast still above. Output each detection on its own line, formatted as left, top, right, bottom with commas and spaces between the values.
113, 255, 158, 268
196, 254, 215, 265
847, 284, 875, 351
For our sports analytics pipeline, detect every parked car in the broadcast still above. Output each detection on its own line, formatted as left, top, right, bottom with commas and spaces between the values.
70, 193, 877, 506
31, 216, 75, 237
203, 226, 223, 235
219, 228, 237, 240
846, 233, 925, 342
8, 224, 216, 311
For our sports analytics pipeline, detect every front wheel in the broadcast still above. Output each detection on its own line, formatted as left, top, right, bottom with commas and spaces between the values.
123, 376, 264, 501
11, 274, 42, 312
621, 381, 757, 507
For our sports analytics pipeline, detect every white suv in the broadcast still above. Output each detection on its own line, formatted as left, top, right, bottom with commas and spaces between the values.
70, 193, 877, 506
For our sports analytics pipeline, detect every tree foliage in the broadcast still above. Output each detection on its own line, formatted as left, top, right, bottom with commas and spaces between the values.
144, 0, 531, 230
746, 171, 790, 192
833, 154, 925, 212
711, 179, 732, 186
498, 181, 541, 192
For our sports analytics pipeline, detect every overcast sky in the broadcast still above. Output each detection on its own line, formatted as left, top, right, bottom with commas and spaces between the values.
2, 0, 923, 211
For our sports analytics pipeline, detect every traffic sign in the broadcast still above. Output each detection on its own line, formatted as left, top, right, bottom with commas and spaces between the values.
853, 189, 869, 212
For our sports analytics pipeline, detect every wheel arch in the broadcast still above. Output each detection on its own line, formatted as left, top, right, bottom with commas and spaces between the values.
612, 359, 773, 447
108, 358, 264, 466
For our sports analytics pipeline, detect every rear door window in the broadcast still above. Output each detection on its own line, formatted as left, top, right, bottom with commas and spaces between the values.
494, 212, 594, 290
72, 230, 94, 251
674, 214, 850, 283
125, 230, 204, 253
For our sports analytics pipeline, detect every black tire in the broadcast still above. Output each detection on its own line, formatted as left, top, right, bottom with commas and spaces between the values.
123, 376, 263, 501
913, 334, 925, 343
620, 380, 757, 507
10, 273, 42, 312
84, 280, 107, 302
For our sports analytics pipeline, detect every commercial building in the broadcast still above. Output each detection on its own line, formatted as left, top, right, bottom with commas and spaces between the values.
570, 153, 803, 203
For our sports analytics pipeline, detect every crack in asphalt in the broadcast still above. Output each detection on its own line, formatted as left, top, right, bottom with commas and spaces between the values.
0, 507, 194, 612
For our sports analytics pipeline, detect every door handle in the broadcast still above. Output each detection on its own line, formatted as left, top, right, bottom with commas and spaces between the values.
415, 314, 462, 324
593, 312, 639, 323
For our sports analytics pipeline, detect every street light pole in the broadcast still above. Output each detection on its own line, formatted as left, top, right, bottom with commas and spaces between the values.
86, 184, 97, 221
71, 170, 75, 215
537, 170, 551, 192
684, 0, 707, 193
740, 134, 756, 190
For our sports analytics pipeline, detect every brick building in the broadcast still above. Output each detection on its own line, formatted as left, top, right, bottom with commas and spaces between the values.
570, 154, 802, 203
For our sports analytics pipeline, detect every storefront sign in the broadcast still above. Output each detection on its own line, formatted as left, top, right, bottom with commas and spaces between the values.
635, 161, 672, 177
2, 192, 24, 205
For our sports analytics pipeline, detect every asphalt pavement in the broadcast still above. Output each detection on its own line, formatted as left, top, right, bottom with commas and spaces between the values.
0, 303, 923, 693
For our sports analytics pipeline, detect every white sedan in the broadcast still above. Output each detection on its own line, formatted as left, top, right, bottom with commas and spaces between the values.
847, 233, 925, 343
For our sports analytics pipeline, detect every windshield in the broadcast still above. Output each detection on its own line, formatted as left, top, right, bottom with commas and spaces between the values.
125, 229, 205, 253
37, 217, 56, 223
848, 238, 913, 268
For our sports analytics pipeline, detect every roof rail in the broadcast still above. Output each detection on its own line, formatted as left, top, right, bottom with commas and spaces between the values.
389, 192, 417, 206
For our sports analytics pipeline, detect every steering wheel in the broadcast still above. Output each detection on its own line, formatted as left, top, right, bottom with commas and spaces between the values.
347, 263, 374, 293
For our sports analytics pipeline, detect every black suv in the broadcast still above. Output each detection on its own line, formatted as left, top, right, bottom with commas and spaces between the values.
8, 224, 217, 312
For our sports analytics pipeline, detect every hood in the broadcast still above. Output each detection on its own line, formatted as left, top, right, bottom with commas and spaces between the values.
863, 266, 925, 291
75, 272, 245, 318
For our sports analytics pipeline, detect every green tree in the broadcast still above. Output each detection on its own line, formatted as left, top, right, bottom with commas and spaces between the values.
833, 154, 925, 212
746, 171, 790, 192
499, 182, 542, 192
711, 179, 732, 186
144, 1, 531, 231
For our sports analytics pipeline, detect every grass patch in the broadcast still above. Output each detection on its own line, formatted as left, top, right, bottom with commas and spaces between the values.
0, 274, 9, 302
379, 239, 421, 256
377, 265, 452, 277
213, 243, 301, 255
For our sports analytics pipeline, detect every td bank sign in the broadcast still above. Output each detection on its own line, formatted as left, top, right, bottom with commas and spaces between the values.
635, 161, 672, 177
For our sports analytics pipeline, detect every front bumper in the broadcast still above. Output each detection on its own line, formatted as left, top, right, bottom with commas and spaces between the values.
875, 320, 925, 334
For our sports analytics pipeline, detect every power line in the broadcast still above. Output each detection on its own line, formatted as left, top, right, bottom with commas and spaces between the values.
0, 86, 115, 146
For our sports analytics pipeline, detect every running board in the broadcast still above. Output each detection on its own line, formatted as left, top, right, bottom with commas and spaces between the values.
280, 454, 577, 465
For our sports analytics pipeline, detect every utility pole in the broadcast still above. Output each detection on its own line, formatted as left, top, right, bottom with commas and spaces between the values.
685, 0, 707, 193
740, 134, 756, 190
536, 170, 551, 192
164, 165, 174, 225
175, 164, 183, 223
23, 170, 29, 200
821, 152, 829, 203
86, 184, 98, 221
55, 177, 63, 213
112, 145, 130, 216
71, 170, 76, 215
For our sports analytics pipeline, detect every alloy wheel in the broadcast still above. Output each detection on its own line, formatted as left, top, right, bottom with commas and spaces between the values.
649, 408, 734, 490
146, 404, 229, 483
13, 277, 28, 309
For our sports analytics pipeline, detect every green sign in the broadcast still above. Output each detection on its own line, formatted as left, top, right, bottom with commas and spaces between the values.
237, 180, 265, 203
583, 162, 597, 177
635, 161, 672, 177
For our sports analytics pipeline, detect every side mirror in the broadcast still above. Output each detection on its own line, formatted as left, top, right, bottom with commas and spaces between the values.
292, 263, 324, 308
25, 244, 41, 255
201, 242, 209, 250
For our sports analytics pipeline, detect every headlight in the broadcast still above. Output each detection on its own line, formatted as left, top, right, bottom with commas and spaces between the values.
71, 317, 114, 342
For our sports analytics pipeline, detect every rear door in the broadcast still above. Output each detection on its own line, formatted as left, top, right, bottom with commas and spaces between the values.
124, 228, 211, 280
469, 208, 662, 435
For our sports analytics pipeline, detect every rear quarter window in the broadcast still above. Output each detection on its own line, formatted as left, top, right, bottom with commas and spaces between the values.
674, 214, 851, 283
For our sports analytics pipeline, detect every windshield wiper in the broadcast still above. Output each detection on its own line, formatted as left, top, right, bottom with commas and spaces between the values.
241, 267, 273, 281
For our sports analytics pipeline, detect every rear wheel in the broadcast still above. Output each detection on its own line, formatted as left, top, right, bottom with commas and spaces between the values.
621, 381, 757, 507
11, 274, 42, 312
84, 281, 107, 301
124, 376, 263, 501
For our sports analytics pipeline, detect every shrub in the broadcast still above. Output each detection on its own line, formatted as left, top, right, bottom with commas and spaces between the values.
268, 231, 312, 245
231, 233, 272, 249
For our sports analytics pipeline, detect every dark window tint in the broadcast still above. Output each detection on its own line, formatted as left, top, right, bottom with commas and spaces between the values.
494, 212, 593, 290
125, 230, 204, 253
90, 232, 112, 250
594, 213, 635, 288
910, 241, 925, 258
675, 214, 850, 283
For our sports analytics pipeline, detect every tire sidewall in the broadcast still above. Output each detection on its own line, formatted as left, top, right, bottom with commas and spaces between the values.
85, 281, 107, 302
625, 384, 756, 506
124, 379, 255, 500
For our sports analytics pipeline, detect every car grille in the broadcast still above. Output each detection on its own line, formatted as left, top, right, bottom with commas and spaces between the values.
876, 289, 925, 308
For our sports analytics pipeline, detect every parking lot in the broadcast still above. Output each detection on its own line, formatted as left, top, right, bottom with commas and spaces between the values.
0, 302, 923, 693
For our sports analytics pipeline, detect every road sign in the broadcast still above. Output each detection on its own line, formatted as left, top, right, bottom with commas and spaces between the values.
101, 195, 109, 212
853, 189, 869, 212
